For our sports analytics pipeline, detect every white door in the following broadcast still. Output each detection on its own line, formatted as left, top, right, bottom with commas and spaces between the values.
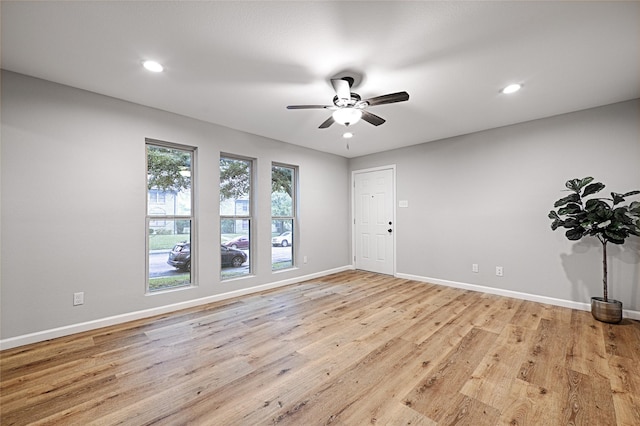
354, 168, 394, 275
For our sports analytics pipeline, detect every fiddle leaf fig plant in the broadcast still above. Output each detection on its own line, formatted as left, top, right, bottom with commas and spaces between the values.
549, 177, 640, 301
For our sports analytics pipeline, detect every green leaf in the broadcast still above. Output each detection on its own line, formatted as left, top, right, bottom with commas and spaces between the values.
563, 218, 581, 228
554, 193, 580, 208
550, 219, 563, 231
598, 208, 613, 220
611, 192, 625, 206
565, 228, 585, 240
581, 177, 594, 187
585, 211, 600, 222
582, 182, 604, 197
558, 203, 583, 215
623, 190, 640, 198
614, 207, 634, 225
585, 198, 608, 212
548, 211, 560, 220
605, 229, 627, 244
566, 177, 593, 193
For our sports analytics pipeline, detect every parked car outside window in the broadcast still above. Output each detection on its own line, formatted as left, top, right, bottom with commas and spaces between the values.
271, 231, 292, 247
168, 242, 247, 270
167, 241, 191, 271
221, 245, 248, 267
221, 235, 249, 250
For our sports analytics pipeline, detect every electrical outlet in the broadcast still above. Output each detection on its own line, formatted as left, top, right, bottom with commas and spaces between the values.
73, 292, 84, 306
496, 266, 504, 277
472, 263, 479, 273
303, 256, 308, 264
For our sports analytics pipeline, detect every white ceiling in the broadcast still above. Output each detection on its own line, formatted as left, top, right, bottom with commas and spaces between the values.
2, 1, 639, 158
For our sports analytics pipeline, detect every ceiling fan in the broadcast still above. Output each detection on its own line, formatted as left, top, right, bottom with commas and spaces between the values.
287, 77, 409, 128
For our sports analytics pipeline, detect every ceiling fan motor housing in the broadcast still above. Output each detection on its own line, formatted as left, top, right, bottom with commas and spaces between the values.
333, 93, 361, 108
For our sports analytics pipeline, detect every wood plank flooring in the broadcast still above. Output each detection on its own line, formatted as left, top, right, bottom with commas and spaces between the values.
1, 270, 639, 425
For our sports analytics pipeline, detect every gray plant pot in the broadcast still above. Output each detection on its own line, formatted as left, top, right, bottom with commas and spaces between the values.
591, 297, 623, 324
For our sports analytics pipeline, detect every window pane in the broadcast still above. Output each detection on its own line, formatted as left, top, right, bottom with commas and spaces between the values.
220, 157, 251, 216
271, 166, 293, 217
221, 219, 250, 279
147, 145, 191, 215
149, 220, 191, 291
271, 221, 293, 271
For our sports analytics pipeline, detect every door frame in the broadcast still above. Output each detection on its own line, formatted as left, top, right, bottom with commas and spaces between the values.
351, 165, 397, 275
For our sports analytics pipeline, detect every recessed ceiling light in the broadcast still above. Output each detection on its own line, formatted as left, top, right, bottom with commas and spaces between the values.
501, 83, 522, 94
143, 60, 164, 73
343, 132, 354, 139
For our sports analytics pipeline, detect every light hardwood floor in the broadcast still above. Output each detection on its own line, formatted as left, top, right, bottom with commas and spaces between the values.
1, 270, 639, 425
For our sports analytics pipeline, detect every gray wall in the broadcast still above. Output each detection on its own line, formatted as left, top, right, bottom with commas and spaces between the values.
2, 69, 639, 345
350, 99, 640, 311
1, 71, 351, 340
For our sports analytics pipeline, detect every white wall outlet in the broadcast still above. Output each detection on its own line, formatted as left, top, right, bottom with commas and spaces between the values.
496, 266, 504, 277
73, 292, 84, 306
472, 263, 479, 273
303, 256, 308, 264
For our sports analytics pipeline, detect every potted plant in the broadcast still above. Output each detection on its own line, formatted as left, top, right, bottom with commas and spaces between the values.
549, 177, 640, 323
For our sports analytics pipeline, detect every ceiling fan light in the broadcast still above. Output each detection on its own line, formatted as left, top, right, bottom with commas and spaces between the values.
332, 108, 362, 126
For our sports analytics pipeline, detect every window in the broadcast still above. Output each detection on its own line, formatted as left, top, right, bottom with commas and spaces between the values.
271, 164, 296, 271
220, 155, 252, 279
148, 189, 166, 204
146, 141, 194, 292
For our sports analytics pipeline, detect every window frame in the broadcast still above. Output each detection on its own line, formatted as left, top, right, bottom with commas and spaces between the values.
271, 162, 298, 271
220, 153, 255, 280
145, 139, 196, 293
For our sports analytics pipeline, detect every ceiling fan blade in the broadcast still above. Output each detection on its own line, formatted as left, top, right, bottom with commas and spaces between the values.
361, 110, 386, 126
364, 91, 410, 107
331, 78, 351, 100
319, 116, 335, 129
287, 104, 332, 110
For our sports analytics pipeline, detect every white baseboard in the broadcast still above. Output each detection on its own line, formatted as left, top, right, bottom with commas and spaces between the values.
395, 272, 640, 321
0, 265, 355, 350
3, 266, 636, 350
